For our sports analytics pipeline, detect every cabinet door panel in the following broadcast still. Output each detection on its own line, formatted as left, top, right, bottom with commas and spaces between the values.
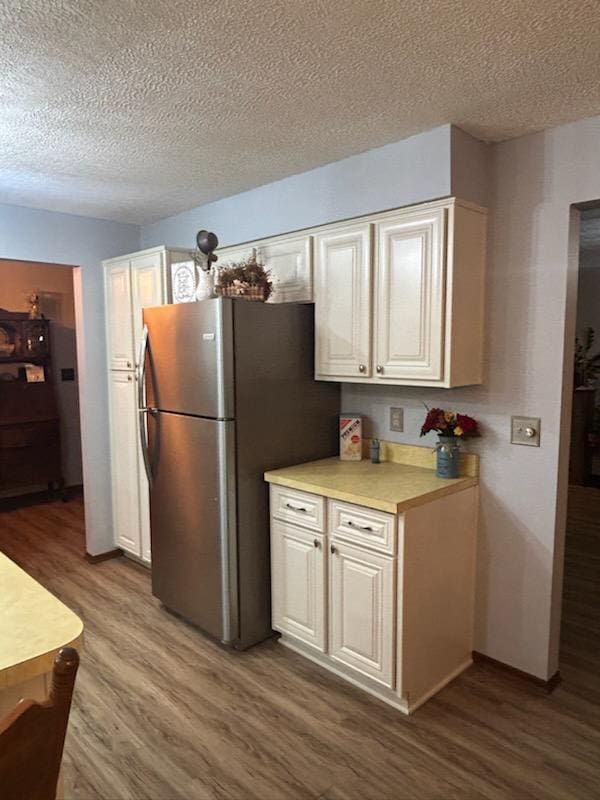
109, 372, 141, 556
106, 261, 134, 370
375, 209, 445, 381
131, 251, 165, 362
329, 541, 395, 687
257, 235, 312, 303
216, 245, 255, 268
271, 520, 325, 651
314, 224, 372, 378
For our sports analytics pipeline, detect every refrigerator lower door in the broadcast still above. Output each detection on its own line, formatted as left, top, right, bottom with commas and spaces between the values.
148, 410, 238, 644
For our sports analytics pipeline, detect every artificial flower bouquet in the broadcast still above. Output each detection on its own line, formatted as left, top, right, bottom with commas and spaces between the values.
420, 408, 479, 438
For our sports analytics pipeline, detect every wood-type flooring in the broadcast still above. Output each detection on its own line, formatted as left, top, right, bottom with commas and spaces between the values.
1, 492, 599, 799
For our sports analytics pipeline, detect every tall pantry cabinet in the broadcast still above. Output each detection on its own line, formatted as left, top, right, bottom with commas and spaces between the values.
104, 246, 188, 563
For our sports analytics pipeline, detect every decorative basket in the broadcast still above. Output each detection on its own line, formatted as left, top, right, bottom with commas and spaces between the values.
216, 284, 267, 302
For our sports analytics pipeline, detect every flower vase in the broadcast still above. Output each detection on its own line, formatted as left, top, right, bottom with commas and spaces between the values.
195, 268, 214, 301
436, 435, 460, 479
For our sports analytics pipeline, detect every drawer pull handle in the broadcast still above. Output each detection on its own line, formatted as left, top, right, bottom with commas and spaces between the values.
286, 502, 307, 513
313, 539, 320, 549
347, 520, 373, 532
330, 544, 337, 554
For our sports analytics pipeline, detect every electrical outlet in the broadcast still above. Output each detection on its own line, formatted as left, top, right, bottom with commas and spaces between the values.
390, 407, 404, 432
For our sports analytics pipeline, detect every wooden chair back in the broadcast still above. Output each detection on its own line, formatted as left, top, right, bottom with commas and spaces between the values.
0, 647, 79, 800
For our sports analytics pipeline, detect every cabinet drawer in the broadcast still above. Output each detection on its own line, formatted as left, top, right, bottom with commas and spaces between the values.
270, 485, 325, 532
329, 499, 396, 555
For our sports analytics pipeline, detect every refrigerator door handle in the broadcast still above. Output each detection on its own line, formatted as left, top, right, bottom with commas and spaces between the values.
138, 324, 149, 411
137, 324, 153, 486
139, 408, 154, 486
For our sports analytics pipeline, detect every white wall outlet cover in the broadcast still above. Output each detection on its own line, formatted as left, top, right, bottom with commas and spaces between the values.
511, 416, 541, 447
390, 407, 404, 432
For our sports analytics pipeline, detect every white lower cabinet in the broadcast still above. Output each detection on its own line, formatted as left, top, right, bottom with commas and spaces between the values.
329, 540, 395, 687
271, 520, 325, 652
269, 485, 478, 714
109, 372, 141, 556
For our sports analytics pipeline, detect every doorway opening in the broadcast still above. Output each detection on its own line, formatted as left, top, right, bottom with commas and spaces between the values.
559, 206, 600, 678
0, 259, 84, 513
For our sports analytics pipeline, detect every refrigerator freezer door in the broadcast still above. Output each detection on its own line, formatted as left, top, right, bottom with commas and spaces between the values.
148, 410, 238, 644
143, 299, 234, 419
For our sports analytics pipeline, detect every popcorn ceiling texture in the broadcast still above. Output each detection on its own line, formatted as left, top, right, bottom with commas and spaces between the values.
2, 0, 600, 224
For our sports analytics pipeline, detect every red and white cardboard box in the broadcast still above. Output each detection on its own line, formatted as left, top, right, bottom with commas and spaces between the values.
339, 414, 363, 461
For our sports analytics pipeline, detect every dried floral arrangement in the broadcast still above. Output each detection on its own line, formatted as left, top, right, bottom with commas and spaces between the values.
215, 256, 273, 301
420, 408, 479, 438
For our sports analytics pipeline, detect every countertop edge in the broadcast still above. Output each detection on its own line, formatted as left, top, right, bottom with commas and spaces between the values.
264, 472, 478, 514
0, 627, 84, 690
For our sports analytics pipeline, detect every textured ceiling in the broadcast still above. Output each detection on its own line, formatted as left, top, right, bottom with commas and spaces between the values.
2, 1, 600, 224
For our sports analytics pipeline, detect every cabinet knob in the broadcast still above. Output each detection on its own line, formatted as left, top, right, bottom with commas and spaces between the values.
376, 364, 383, 374
358, 364, 366, 373
127, 374, 132, 382
313, 539, 320, 549
330, 544, 337, 554
127, 360, 132, 368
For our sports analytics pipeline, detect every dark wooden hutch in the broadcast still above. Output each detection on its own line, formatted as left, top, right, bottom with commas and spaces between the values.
0, 310, 63, 494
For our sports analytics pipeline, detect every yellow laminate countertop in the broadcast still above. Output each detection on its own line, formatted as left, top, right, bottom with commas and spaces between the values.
0, 552, 83, 690
264, 457, 477, 514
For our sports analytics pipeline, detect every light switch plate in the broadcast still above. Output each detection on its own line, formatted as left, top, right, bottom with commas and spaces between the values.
390, 407, 404, 432
511, 416, 541, 447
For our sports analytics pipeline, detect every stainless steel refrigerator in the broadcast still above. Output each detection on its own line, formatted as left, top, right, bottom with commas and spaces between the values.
138, 298, 340, 649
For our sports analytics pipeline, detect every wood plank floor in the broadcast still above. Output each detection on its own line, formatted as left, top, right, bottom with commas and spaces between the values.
1, 494, 600, 799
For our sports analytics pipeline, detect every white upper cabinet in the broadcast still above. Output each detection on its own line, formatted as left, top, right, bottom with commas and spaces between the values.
131, 250, 166, 360
313, 198, 487, 388
216, 234, 312, 303
216, 244, 255, 269
257, 234, 312, 303
374, 209, 445, 381
106, 260, 134, 371
314, 223, 372, 379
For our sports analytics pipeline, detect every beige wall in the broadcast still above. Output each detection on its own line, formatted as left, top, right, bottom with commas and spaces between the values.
0, 259, 82, 488
345, 115, 600, 680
